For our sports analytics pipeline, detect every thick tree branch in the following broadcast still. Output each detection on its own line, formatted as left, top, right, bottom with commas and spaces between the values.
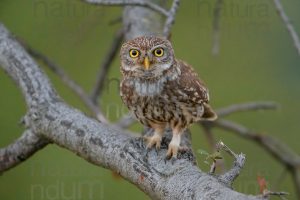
0, 24, 59, 107
0, 129, 48, 173
0, 23, 263, 200
122, 0, 165, 40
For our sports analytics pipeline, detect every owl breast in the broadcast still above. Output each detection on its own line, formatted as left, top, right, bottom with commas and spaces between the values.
120, 75, 205, 127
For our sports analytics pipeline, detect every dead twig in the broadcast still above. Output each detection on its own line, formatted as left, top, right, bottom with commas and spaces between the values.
217, 141, 246, 186
90, 29, 124, 103
201, 124, 226, 173
163, 0, 180, 38
216, 101, 279, 118
213, 119, 300, 196
18, 39, 108, 122
273, 0, 300, 56
262, 190, 289, 200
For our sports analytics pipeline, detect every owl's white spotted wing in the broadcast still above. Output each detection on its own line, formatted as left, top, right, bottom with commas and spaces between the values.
176, 59, 209, 104
174, 60, 217, 120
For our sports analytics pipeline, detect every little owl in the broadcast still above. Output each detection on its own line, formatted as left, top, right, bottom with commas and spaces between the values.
120, 36, 217, 159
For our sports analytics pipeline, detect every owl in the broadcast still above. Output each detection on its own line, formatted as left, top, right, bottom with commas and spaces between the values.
120, 36, 217, 159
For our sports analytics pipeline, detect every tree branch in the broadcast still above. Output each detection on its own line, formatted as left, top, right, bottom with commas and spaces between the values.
0, 25, 59, 107
0, 23, 263, 200
0, 129, 48, 173
122, 0, 165, 40
213, 119, 300, 196
217, 141, 246, 187
163, 0, 180, 38
90, 29, 124, 103
18, 40, 107, 122
82, 0, 169, 16
216, 101, 279, 118
262, 190, 289, 199
273, 0, 300, 56
214, 119, 300, 167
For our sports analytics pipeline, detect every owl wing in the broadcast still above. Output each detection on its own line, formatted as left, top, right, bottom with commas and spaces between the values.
175, 60, 217, 120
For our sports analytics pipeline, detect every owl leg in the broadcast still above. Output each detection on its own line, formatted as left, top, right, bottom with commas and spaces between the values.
166, 126, 185, 159
144, 123, 166, 150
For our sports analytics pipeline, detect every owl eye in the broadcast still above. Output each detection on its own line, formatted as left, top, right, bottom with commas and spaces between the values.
129, 49, 139, 58
153, 48, 164, 57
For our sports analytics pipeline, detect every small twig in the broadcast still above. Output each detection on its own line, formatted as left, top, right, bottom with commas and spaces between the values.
216, 141, 238, 158
216, 101, 279, 118
273, 0, 300, 56
18, 39, 108, 122
202, 124, 225, 173
214, 119, 300, 196
211, 0, 223, 56
202, 124, 216, 151
163, 0, 180, 38
217, 141, 246, 186
82, 0, 169, 17
262, 190, 289, 199
90, 29, 123, 103
210, 161, 217, 174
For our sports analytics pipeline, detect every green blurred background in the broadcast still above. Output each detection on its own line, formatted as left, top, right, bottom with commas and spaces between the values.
0, 0, 300, 199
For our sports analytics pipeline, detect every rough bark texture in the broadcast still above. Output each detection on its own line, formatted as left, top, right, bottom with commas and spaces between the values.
0, 1, 266, 199
0, 130, 48, 172
123, 0, 164, 40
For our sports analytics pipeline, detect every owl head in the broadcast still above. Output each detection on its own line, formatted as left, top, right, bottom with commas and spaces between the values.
120, 36, 175, 79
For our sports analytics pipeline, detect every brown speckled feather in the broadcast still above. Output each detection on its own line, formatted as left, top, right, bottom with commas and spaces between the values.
175, 59, 209, 104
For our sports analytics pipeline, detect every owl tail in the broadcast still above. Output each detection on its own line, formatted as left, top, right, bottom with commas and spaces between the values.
201, 103, 218, 121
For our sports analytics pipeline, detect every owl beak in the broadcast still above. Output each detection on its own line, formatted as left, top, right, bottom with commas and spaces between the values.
143, 56, 150, 70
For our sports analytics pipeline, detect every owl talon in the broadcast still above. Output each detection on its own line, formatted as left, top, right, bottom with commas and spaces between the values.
170, 156, 177, 164
155, 142, 161, 150
143, 135, 162, 150
166, 143, 179, 159
164, 155, 177, 165
178, 146, 189, 153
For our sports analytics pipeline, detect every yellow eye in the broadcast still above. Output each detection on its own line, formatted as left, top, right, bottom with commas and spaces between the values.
153, 48, 164, 57
129, 49, 139, 58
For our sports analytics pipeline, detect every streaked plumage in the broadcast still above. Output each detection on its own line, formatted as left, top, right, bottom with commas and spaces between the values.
120, 36, 217, 158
